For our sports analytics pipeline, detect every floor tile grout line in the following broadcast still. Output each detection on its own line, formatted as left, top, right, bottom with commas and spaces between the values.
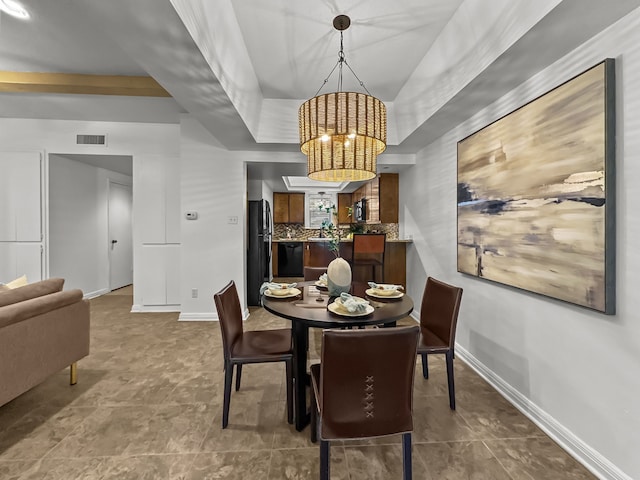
266, 449, 274, 480
481, 439, 518, 480
411, 434, 547, 445
37, 405, 100, 462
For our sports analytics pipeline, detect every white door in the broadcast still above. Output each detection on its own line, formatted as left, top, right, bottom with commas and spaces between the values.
108, 181, 133, 290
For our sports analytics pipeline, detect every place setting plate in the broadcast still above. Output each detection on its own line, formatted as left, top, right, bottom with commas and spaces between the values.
314, 280, 328, 289
365, 288, 404, 299
264, 288, 301, 299
327, 297, 375, 317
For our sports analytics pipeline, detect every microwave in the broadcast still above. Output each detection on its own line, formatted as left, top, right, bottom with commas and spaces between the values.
354, 199, 367, 223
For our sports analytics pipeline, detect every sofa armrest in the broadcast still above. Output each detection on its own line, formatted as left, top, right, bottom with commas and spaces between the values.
0, 289, 83, 329
0, 278, 65, 308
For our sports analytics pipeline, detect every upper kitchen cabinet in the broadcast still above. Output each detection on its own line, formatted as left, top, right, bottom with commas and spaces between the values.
378, 173, 399, 223
351, 173, 399, 224
273, 192, 305, 224
337, 193, 353, 224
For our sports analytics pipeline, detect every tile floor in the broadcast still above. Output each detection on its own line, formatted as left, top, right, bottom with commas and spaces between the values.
0, 286, 596, 479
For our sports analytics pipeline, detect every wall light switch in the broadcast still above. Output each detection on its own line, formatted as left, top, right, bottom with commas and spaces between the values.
185, 211, 198, 220
228, 216, 238, 225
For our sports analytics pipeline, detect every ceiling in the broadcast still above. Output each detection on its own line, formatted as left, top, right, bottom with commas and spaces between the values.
1, 0, 640, 188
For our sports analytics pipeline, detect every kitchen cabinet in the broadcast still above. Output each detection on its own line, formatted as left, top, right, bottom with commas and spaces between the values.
381, 242, 406, 286
303, 240, 408, 287
304, 242, 335, 267
378, 173, 399, 223
337, 193, 353, 224
351, 173, 398, 224
273, 192, 305, 224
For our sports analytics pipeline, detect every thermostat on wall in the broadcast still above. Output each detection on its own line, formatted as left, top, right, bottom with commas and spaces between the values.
185, 211, 198, 220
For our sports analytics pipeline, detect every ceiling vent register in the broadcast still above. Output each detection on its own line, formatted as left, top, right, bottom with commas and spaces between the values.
76, 134, 107, 146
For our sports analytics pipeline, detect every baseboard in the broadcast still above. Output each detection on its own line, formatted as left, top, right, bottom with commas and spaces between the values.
130, 304, 180, 313
83, 288, 109, 299
178, 308, 250, 322
455, 345, 632, 480
178, 312, 217, 321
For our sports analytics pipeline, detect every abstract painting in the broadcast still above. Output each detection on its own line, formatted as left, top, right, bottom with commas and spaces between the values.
457, 59, 615, 313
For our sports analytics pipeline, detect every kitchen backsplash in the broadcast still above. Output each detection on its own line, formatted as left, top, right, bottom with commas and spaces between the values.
273, 223, 399, 240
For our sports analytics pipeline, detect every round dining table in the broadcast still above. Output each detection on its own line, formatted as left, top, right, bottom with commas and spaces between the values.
262, 281, 414, 431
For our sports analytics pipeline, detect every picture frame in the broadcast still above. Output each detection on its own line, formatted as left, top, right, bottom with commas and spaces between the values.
457, 59, 615, 314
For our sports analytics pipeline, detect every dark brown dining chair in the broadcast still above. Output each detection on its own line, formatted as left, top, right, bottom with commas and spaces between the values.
351, 233, 386, 283
213, 280, 293, 428
417, 277, 463, 410
303, 266, 327, 281
310, 326, 420, 480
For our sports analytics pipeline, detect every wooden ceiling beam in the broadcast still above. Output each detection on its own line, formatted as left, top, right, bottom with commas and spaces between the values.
0, 71, 171, 97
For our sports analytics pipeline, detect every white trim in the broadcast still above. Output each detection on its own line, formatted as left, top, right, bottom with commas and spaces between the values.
178, 312, 217, 321
83, 288, 109, 299
177, 308, 251, 322
455, 345, 632, 480
130, 304, 180, 313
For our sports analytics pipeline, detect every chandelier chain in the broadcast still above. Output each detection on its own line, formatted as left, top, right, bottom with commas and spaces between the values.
311, 28, 373, 97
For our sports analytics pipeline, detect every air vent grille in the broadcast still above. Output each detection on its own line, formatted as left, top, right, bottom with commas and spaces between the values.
76, 134, 107, 145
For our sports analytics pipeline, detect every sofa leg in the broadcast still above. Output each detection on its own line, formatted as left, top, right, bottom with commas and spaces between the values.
70, 362, 77, 385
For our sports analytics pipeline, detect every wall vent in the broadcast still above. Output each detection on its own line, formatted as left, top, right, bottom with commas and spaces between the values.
76, 134, 107, 146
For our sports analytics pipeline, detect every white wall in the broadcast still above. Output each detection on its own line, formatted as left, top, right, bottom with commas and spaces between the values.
178, 116, 247, 320
402, 8, 640, 480
49, 155, 132, 297
0, 118, 179, 304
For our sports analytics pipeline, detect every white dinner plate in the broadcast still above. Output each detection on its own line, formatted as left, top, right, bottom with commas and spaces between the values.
365, 288, 404, 299
328, 298, 374, 317
264, 288, 301, 299
314, 280, 328, 289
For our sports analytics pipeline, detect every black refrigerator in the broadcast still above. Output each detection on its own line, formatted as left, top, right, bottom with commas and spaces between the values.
247, 200, 272, 305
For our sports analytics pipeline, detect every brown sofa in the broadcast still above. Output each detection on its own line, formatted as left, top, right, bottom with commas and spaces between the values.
0, 278, 90, 407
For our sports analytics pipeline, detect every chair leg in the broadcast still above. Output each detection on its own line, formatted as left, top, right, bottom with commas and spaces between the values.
445, 350, 455, 410
285, 359, 293, 425
235, 364, 243, 391
320, 440, 330, 480
421, 353, 429, 379
310, 384, 318, 443
222, 361, 234, 428
70, 362, 78, 385
402, 432, 412, 480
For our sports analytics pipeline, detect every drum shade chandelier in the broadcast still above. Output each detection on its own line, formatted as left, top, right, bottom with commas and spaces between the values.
299, 15, 386, 182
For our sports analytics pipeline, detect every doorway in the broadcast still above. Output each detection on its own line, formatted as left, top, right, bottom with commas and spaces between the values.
48, 153, 132, 297
108, 181, 133, 290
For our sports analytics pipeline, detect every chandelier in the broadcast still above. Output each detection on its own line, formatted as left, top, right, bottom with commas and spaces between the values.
299, 15, 387, 182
